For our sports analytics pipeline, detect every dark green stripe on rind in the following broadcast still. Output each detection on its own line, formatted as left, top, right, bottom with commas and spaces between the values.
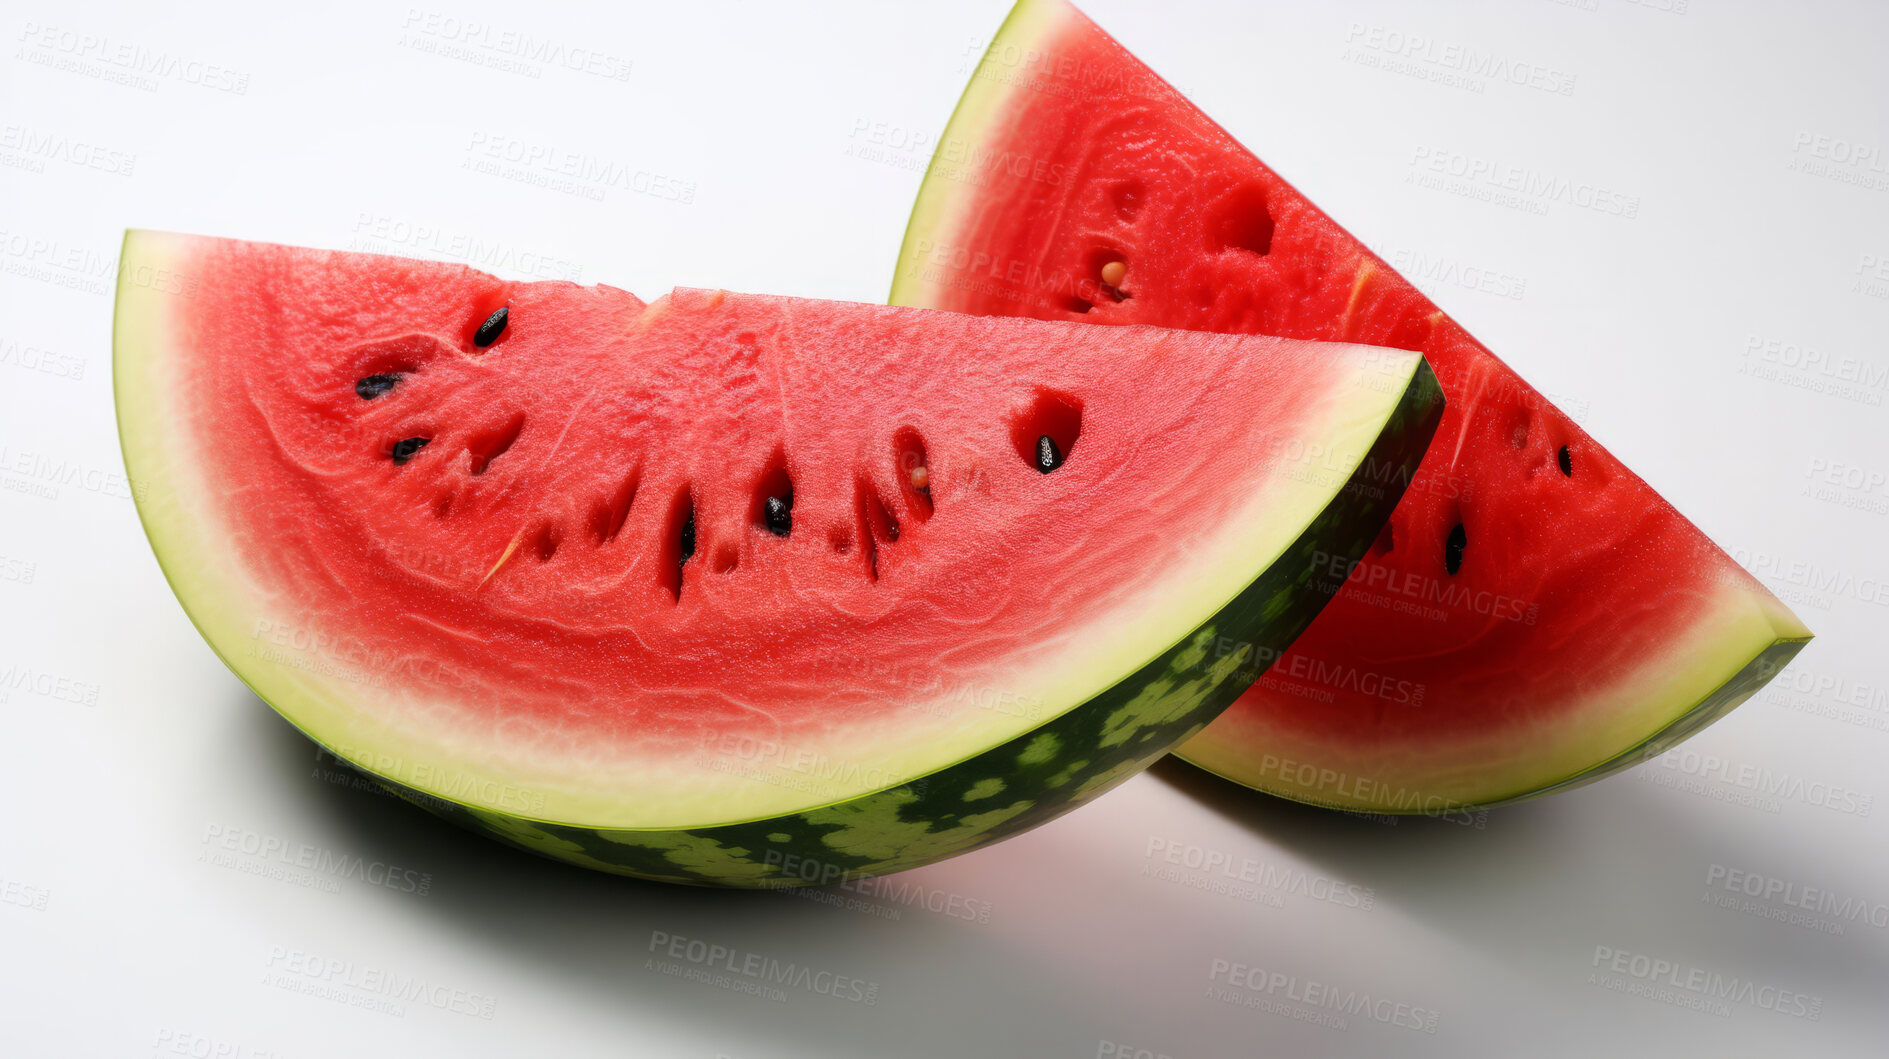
363, 363, 1445, 886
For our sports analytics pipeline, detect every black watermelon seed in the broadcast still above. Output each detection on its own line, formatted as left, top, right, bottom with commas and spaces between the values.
680, 512, 696, 562
1557, 445, 1573, 477
1444, 523, 1466, 575
474, 306, 509, 348
1035, 435, 1063, 474
763, 495, 792, 536
355, 373, 402, 400
390, 437, 431, 465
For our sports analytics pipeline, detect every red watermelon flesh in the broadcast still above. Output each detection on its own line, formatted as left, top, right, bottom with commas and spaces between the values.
891, 0, 1810, 811
114, 230, 1442, 883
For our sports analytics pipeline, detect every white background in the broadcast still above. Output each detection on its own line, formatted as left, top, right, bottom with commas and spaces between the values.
4, 1, 1888, 1055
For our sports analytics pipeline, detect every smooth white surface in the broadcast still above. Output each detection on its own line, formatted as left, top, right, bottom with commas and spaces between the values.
2, 1, 1885, 1055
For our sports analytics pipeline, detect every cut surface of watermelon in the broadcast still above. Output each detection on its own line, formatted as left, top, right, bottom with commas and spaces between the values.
114, 231, 1442, 884
891, 0, 1810, 812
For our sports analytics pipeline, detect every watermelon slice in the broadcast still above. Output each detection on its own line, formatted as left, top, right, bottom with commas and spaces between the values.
890, 0, 1811, 813
114, 230, 1442, 885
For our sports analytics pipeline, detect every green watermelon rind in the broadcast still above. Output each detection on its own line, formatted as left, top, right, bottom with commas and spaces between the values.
360, 364, 1446, 886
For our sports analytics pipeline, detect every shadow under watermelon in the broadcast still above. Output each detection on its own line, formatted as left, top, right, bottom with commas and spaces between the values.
1145, 754, 1889, 1016
243, 694, 1286, 1057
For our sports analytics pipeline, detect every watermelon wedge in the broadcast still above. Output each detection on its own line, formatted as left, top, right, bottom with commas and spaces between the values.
890, 0, 1811, 813
114, 231, 1442, 885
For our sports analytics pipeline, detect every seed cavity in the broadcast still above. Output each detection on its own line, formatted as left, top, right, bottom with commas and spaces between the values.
466, 413, 526, 475
1211, 185, 1275, 257
390, 437, 431, 465
894, 427, 933, 522
473, 306, 509, 348
1065, 296, 1094, 315
855, 477, 898, 582
1035, 436, 1063, 474
752, 451, 794, 537
764, 495, 792, 536
1557, 445, 1573, 477
658, 487, 695, 602
712, 544, 739, 574
589, 469, 640, 544
355, 373, 402, 400
531, 524, 560, 563
1010, 388, 1082, 473
1445, 523, 1466, 576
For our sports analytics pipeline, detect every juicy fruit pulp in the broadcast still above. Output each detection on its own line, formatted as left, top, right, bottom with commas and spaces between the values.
114, 231, 1443, 884
892, 0, 1810, 812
